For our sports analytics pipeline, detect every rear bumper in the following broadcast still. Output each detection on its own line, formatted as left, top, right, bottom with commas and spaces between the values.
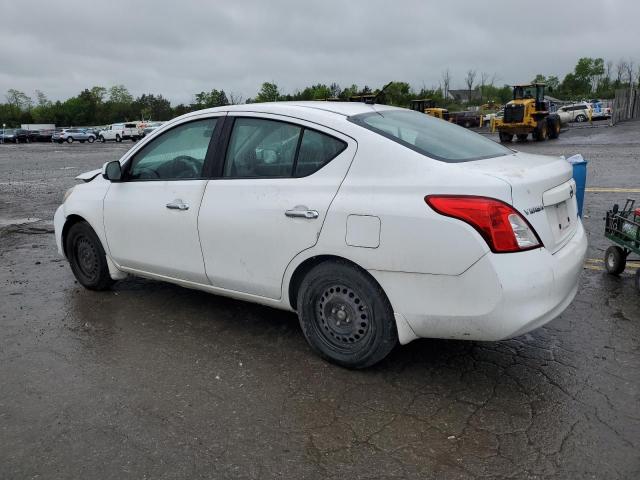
371, 221, 588, 343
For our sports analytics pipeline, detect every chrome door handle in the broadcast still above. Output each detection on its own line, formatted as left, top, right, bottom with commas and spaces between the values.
285, 206, 319, 219
166, 200, 189, 211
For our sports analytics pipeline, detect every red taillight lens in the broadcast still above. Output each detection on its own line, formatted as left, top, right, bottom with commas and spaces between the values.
425, 195, 542, 253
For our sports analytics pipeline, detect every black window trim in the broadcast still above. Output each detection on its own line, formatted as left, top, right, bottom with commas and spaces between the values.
121, 116, 224, 182
212, 115, 348, 180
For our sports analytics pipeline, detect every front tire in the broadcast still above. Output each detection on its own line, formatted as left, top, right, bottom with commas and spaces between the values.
575, 114, 587, 123
99, 136, 106, 143
534, 121, 548, 141
88, 136, 95, 143
548, 117, 561, 139
297, 261, 398, 368
605, 246, 626, 275
115, 134, 122, 142
65, 222, 115, 290
66, 137, 74, 143
498, 132, 513, 143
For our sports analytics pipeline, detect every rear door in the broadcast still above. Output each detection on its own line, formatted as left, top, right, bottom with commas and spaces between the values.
198, 114, 356, 299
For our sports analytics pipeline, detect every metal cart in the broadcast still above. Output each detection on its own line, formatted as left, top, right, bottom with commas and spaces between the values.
604, 199, 640, 291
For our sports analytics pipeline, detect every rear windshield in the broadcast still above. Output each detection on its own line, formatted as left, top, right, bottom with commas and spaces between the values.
348, 109, 510, 163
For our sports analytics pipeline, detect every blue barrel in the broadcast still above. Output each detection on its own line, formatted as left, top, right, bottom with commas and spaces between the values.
572, 160, 588, 217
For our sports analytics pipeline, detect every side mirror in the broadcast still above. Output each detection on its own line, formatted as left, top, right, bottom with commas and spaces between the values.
102, 160, 123, 181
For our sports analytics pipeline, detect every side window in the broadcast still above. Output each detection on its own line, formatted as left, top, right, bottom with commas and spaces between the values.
128, 118, 217, 180
224, 118, 301, 178
295, 129, 346, 177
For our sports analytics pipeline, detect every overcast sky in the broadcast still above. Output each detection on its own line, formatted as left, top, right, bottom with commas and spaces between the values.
1, 0, 638, 104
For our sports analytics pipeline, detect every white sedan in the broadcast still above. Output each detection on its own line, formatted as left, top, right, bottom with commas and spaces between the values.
54, 102, 587, 368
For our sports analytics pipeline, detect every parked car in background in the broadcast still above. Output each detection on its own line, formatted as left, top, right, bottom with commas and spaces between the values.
52, 128, 96, 144
33, 129, 56, 141
590, 100, 612, 120
450, 111, 482, 128
54, 102, 587, 368
557, 102, 592, 123
0, 129, 29, 143
98, 123, 142, 143
142, 122, 164, 137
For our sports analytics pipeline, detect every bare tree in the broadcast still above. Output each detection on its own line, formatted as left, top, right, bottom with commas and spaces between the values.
228, 92, 244, 105
479, 72, 490, 104
441, 69, 451, 101
616, 59, 628, 85
605, 60, 613, 82
625, 59, 635, 86
465, 70, 477, 103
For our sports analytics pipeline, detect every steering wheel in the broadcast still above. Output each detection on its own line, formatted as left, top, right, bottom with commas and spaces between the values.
173, 155, 201, 177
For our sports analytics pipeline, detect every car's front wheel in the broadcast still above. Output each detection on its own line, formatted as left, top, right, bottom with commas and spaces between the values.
575, 114, 587, 123
115, 135, 122, 142
66, 222, 115, 290
88, 136, 95, 143
297, 260, 398, 368
66, 137, 74, 143
99, 136, 106, 143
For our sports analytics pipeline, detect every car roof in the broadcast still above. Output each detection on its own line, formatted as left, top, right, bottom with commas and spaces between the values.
193, 101, 401, 119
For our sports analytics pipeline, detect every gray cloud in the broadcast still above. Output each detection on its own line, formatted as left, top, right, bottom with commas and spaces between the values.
1, 0, 638, 104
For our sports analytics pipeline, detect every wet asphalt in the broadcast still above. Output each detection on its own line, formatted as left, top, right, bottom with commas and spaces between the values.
1, 123, 639, 479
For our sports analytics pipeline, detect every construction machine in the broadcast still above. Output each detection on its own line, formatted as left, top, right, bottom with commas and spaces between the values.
409, 99, 449, 120
494, 83, 561, 143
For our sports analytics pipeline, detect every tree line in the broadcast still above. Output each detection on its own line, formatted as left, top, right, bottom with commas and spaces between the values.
1, 57, 638, 128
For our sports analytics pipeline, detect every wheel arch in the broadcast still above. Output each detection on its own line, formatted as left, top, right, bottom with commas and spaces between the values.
61, 214, 88, 257
287, 254, 387, 311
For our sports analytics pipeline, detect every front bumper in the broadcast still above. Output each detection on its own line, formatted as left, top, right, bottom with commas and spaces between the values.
371, 221, 588, 343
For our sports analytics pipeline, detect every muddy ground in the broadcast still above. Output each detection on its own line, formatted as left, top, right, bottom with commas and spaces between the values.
1, 122, 639, 479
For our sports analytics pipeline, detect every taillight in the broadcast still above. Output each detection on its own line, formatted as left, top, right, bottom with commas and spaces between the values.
425, 195, 542, 253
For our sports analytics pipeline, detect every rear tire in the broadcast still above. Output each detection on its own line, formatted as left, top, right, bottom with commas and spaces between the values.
65, 222, 115, 290
548, 117, 561, 139
88, 136, 95, 143
575, 114, 587, 123
99, 136, 106, 143
605, 246, 626, 275
66, 137, 74, 144
115, 135, 122, 143
297, 260, 398, 368
498, 132, 513, 143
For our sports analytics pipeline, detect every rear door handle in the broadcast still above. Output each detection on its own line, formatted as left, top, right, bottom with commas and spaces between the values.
285, 206, 319, 219
166, 199, 189, 211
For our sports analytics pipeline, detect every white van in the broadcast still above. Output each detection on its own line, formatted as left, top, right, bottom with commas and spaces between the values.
98, 123, 142, 143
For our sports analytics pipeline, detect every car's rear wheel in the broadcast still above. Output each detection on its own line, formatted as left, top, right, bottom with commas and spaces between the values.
575, 114, 587, 123
99, 136, 106, 143
297, 260, 398, 368
604, 246, 626, 275
66, 137, 74, 143
115, 135, 122, 142
535, 121, 548, 141
498, 132, 513, 143
88, 136, 95, 143
66, 222, 114, 290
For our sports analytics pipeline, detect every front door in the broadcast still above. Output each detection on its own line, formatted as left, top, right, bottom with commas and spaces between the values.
198, 114, 356, 299
103, 116, 222, 283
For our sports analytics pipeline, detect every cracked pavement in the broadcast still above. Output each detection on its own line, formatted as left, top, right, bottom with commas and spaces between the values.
1, 123, 639, 479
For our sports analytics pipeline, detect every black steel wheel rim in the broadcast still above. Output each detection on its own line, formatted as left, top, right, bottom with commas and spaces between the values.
315, 284, 372, 350
74, 235, 99, 281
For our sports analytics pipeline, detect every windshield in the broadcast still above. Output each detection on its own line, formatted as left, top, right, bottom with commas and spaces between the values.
349, 110, 510, 163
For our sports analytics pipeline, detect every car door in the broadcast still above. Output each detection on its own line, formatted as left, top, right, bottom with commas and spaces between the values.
103, 115, 223, 283
198, 114, 356, 299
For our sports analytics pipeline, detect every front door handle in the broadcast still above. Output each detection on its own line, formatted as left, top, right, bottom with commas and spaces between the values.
285, 206, 319, 219
166, 199, 189, 211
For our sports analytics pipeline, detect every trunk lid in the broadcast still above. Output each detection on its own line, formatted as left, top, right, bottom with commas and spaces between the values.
464, 151, 578, 253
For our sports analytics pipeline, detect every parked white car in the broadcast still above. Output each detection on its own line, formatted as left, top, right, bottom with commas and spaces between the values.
98, 123, 142, 143
54, 102, 587, 368
556, 102, 593, 123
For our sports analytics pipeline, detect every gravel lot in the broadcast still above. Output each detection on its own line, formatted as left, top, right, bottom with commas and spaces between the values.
1, 123, 639, 479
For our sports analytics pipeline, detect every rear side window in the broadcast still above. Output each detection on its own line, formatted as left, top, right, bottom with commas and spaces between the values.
349, 110, 510, 163
223, 118, 346, 178
295, 129, 346, 177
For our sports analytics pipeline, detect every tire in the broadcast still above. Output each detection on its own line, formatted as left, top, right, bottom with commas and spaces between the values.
534, 121, 548, 141
517, 134, 528, 142
604, 246, 626, 275
498, 132, 513, 143
548, 117, 561, 139
115, 134, 122, 142
66, 136, 74, 144
65, 222, 115, 291
297, 260, 398, 368
88, 136, 95, 143
635, 269, 640, 292
575, 114, 587, 123
99, 136, 106, 143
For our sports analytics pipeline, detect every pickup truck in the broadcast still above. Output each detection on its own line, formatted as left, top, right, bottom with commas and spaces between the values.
98, 123, 142, 143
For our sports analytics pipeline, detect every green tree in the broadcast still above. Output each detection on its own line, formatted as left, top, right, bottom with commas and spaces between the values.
254, 82, 281, 103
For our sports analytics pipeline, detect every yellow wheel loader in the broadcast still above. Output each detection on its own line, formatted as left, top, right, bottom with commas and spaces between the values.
494, 83, 561, 143
410, 99, 449, 120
